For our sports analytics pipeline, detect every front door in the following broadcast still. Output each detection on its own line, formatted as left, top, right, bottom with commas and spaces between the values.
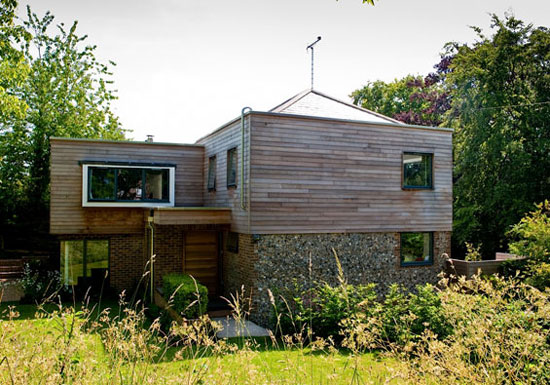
183, 231, 219, 296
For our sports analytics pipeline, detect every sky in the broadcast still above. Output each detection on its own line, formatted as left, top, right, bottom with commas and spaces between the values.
20, 0, 550, 143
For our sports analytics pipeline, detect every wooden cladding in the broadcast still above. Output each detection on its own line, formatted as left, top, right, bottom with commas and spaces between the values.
50, 138, 204, 234
246, 114, 452, 234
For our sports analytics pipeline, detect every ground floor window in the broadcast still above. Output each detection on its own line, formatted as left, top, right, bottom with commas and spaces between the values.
60, 240, 109, 286
400, 232, 433, 266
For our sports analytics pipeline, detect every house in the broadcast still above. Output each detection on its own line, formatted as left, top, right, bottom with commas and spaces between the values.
50, 90, 453, 323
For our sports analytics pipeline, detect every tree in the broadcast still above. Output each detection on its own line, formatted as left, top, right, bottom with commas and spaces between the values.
351, 70, 451, 126
0, 2, 125, 253
449, 15, 550, 257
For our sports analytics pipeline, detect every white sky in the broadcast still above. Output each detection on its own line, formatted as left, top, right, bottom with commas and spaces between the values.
20, 0, 550, 143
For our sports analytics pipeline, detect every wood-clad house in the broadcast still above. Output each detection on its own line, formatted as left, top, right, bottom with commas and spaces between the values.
50, 89, 453, 322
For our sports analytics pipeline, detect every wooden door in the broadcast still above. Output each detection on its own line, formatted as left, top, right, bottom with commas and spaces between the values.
183, 231, 219, 296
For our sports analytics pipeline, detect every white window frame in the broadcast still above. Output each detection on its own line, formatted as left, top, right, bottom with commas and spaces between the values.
82, 164, 176, 207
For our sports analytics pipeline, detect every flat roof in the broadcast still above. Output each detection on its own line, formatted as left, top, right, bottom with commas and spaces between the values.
50, 136, 203, 148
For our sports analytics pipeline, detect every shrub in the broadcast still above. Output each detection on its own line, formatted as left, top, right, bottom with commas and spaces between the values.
506, 200, 550, 289
162, 274, 208, 319
273, 280, 378, 339
19, 260, 68, 303
380, 283, 451, 345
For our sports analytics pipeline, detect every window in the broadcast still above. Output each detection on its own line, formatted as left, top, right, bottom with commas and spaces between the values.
400, 232, 433, 266
226, 232, 239, 253
227, 147, 237, 188
207, 155, 216, 191
60, 240, 109, 286
403, 153, 433, 189
82, 164, 175, 207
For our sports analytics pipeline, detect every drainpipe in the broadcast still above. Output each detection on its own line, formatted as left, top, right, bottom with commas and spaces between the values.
147, 212, 154, 303
240, 107, 252, 210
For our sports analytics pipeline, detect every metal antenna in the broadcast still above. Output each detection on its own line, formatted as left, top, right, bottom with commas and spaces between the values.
307, 36, 321, 90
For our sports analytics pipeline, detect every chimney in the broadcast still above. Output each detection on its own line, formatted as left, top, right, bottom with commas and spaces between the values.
146, 135, 154, 143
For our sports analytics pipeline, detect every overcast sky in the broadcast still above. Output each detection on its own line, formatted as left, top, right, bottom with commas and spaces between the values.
20, 0, 549, 143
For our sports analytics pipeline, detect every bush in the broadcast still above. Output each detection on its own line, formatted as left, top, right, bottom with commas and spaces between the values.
162, 274, 208, 319
380, 283, 451, 345
506, 200, 550, 289
19, 260, 68, 303
273, 280, 378, 339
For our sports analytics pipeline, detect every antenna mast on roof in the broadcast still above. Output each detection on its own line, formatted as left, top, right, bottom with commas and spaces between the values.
307, 36, 321, 90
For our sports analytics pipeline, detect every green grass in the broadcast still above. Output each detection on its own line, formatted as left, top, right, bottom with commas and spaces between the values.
0, 302, 403, 384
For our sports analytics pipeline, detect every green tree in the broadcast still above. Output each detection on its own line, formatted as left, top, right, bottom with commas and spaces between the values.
351, 67, 451, 126
0, 2, 125, 253
449, 15, 550, 257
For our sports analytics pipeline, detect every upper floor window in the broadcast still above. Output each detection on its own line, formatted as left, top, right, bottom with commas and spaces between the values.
82, 163, 175, 207
207, 155, 216, 191
227, 147, 237, 188
403, 152, 433, 189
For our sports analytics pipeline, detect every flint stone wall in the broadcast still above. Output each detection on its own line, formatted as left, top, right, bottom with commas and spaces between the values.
247, 232, 450, 325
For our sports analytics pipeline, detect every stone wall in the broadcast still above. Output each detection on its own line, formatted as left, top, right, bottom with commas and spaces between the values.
231, 232, 451, 325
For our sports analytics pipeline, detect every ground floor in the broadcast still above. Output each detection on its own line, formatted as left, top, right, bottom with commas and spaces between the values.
57, 228, 451, 324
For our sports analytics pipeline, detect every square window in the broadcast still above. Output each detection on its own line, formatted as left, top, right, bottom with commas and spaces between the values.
117, 168, 143, 200
227, 148, 237, 188
403, 153, 433, 189
144, 169, 169, 200
89, 167, 116, 200
400, 232, 433, 266
207, 156, 217, 191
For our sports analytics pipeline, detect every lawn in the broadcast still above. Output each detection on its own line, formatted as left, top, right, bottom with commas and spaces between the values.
0, 301, 404, 385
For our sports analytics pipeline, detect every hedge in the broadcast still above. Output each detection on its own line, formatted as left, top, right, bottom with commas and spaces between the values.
162, 274, 208, 318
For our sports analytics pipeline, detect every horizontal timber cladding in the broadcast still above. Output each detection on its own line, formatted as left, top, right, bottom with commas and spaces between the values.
248, 113, 453, 234
197, 117, 251, 233
50, 138, 205, 235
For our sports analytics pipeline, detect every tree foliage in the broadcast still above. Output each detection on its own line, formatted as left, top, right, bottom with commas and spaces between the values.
450, 15, 550, 257
352, 14, 550, 258
0, 2, 125, 252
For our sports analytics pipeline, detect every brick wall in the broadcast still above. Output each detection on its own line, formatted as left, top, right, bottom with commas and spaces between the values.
222, 233, 259, 309
110, 233, 146, 292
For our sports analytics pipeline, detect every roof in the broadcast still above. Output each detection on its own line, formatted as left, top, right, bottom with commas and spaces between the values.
269, 89, 403, 124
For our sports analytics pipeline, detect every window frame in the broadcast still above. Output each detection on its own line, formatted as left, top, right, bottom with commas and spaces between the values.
81, 163, 175, 207
207, 155, 217, 192
399, 232, 434, 267
60, 239, 110, 286
226, 147, 237, 188
402, 152, 434, 190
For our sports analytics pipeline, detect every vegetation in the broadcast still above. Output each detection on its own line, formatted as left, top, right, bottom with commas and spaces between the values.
502, 200, 550, 289
0, 0, 125, 255
162, 273, 208, 318
352, 14, 550, 258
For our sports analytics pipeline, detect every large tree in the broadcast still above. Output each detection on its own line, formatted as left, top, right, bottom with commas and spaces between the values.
0, 2, 125, 253
449, 15, 550, 257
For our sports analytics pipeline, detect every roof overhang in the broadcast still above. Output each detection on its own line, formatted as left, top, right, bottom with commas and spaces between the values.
151, 207, 232, 225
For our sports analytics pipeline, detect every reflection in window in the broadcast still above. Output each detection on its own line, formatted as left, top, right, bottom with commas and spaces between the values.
227, 148, 237, 187
60, 240, 109, 286
400, 232, 433, 266
117, 168, 142, 200
87, 166, 171, 203
89, 168, 115, 200
207, 156, 216, 191
403, 153, 433, 188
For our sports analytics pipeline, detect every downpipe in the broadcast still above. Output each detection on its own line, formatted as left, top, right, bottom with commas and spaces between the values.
240, 106, 252, 210
147, 213, 154, 303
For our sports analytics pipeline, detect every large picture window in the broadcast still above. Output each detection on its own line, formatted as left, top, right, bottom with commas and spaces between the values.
82, 164, 175, 207
60, 240, 109, 286
403, 153, 433, 189
400, 232, 433, 266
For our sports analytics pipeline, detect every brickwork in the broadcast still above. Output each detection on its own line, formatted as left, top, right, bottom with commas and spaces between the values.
110, 233, 146, 292
152, 225, 184, 288
223, 233, 258, 305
